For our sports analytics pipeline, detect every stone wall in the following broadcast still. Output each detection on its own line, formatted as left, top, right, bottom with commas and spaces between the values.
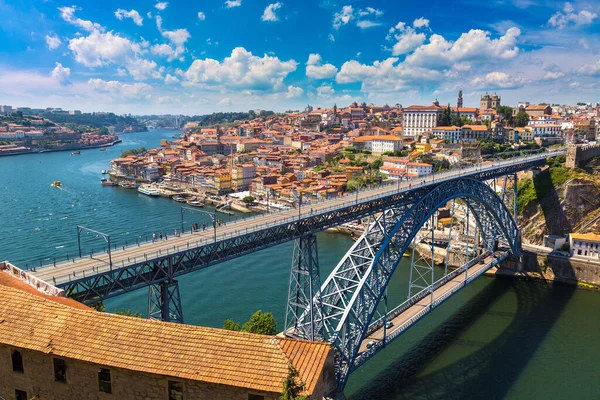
566, 143, 600, 169
0, 346, 281, 400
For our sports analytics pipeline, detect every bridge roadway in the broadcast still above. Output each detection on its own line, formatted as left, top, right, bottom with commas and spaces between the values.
31, 150, 562, 290
354, 250, 508, 367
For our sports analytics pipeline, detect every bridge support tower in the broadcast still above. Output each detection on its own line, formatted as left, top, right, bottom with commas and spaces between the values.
284, 234, 323, 341
148, 279, 184, 323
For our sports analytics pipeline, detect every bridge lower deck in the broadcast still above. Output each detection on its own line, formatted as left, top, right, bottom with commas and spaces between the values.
357, 252, 499, 356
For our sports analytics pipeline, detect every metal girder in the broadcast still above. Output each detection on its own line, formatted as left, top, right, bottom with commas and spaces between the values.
148, 279, 184, 323
284, 234, 323, 341
307, 178, 520, 390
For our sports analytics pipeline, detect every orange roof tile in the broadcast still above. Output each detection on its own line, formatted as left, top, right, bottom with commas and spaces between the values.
0, 285, 331, 395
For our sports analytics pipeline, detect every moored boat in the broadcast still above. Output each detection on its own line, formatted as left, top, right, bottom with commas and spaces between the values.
120, 182, 137, 189
138, 185, 160, 196
71, 151, 80, 156
186, 200, 204, 207
101, 178, 116, 186
172, 195, 187, 203
101, 170, 109, 174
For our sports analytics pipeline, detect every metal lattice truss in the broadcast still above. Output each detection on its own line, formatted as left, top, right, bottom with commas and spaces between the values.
284, 234, 323, 340
303, 178, 520, 389
148, 279, 184, 323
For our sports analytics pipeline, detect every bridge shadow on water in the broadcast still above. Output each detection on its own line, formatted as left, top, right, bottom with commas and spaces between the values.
347, 277, 576, 400
534, 168, 572, 235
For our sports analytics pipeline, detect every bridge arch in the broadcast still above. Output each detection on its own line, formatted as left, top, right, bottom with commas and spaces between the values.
310, 178, 520, 389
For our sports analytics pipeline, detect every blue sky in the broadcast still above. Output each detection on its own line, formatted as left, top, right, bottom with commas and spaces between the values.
0, 0, 598, 114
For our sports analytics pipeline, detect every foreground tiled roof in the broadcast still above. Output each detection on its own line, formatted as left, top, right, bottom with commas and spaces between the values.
0, 285, 331, 395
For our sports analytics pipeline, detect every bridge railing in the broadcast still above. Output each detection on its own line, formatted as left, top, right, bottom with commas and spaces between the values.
29, 150, 562, 275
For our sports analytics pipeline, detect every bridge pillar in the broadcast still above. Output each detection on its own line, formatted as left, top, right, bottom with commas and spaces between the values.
284, 234, 323, 341
148, 279, 184, 323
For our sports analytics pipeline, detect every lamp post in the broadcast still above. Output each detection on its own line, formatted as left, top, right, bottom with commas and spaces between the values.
180, 206, 217, 242
77, 225, 112, 269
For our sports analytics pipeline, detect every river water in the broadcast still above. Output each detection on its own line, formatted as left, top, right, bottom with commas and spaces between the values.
1, 129, 598, 399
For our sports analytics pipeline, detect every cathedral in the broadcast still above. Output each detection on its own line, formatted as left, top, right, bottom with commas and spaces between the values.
479, 92, 501, 110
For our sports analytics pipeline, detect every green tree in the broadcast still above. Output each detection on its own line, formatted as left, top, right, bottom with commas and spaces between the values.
242, 195, 255, 205
515, 111, 529, 127
451, 112, 461, 126
113, 308, 143, 318
223, 319, 242, 331
280, 364, 308, 400
497, 105, 514, 124
460, 116, 471, 126
439, 105, 452, 126
91, 301, 106, 312
242, 310, 277, 335
370, 159, 383, 170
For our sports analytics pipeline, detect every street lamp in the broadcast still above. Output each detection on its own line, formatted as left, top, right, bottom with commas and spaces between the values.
180, 206, 217, 242
77, 225, 112, 269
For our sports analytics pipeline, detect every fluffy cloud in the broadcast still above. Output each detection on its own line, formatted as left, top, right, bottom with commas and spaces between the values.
548, 2, 597, 29
198, 12, 206, 21
88, 78, 151, 98
164, 74, 179, 84
68, 30, 160, 81
183, 47, 297, 91
59, 6, 102, 32
262, 3, 282, 22
151, 18, 191, 61
306, 53, 338, 79
155, 2, 169, 11
578, 60, 600, 76
225, 0, 242, 8
45, 34, 62, 50
334, 5, 383, 29
316, 83, 335, 97
387, 21, 426, 56
543, 71, 565, 80
336, 57, 441, 92
413, 17, 429, 29
328, 33, 335, 42
405, 27, 521, 68
333, 5, 354, 29
285, 85, 303, 98
471, 71, 525, 89
51, 62, 71, 85
115, 9, 143, 26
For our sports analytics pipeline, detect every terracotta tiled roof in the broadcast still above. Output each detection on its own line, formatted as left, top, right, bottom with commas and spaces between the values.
0, 285, 331, 395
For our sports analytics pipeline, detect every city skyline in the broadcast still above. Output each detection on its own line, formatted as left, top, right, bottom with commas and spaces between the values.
0, 0, 599, 114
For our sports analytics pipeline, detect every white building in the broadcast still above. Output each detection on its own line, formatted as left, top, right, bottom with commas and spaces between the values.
371, 136, 404, 155
432, 126, 462, 143
531, 124, 562, 137
406, 162, 433, 177
569, 233, 600, 259
403, 105, 441, 138
0, 105, 12, 115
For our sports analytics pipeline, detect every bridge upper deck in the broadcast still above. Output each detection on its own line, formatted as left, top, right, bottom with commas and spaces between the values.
31, 150, 562, 288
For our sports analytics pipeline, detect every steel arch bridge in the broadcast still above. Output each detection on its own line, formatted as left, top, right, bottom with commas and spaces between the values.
289, 178, 520, 390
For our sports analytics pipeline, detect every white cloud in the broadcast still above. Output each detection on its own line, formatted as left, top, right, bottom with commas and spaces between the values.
471, 71, 525, 89
306, 53, 338, 79
357, 20, 381, 29
114, 9, 143, 26
328, 33, 335, 42
164, 73, 179, 84
262, 3, 282, 22
333, 5, 354, 29
543, 71, 565, 80
59, 6, 103, 32
225, 0, 242, 8
155, 2, 169, 11
183, 47, 297, 91
316, 83, 335, 97
548, 2, 597, 28
198, 12, 206, 21
387, 22, 426, 55
413, 17, 429, 29
217, 97, 232, 106
45, 34, 62, 50
88, 78, 152, 98
127, 58, 162, 81
285, 85, 303, 98
405, 27, 521, 68
51, 62, 71, 85
151, 17, 191, 61
358, 7, 383, 17
578, 60, 600, 76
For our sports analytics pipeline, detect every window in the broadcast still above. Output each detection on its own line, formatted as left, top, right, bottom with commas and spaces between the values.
248, 395, 265, 400
11, 350, 23, 373
53, 358, 67, 383
99, 368, 111, 394
15, 390, 28, 400
168, 381, 183, 400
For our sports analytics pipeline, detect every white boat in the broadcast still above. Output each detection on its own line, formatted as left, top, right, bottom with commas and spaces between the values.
101, 170, 109, 174
138, 185, 160, 196
172, 196, 187, 203
186, 200, 204, 207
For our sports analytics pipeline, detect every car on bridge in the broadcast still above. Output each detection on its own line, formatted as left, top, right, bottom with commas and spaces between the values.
385, 321, 393, 329
366, 340, 376, 349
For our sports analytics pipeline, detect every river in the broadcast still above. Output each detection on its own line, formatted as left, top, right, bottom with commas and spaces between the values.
0, 129, 598, 399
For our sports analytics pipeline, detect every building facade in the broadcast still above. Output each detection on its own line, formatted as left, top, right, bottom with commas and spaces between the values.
402, 105, 441, 138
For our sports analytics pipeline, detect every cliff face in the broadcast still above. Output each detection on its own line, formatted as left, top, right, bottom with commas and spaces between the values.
519, 164, 600, 245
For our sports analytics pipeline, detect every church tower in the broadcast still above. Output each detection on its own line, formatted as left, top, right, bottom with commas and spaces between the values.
457, 90, 463, 108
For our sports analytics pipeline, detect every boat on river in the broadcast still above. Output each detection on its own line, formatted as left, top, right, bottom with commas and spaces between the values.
99, 147, 107, 151
100, 178, 116, 186
71, 151, 80, 156
120, 182, 137, 189
138, 185, 160, 196
51, 180, 61, 187
172, 195, 187, 203
186, 200, 204, 207
101, 170, 109, 174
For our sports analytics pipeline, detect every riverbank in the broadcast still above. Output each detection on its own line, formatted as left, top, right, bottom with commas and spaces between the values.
0, 139, 122, 157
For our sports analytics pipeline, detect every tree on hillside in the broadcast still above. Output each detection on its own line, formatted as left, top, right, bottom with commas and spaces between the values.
515, 111, 529, 127
280, 364, 308, 400
451, 111, 462, 127
497, 105, 514, 125
223, 310, 277, 335
439, 105, 452, 126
